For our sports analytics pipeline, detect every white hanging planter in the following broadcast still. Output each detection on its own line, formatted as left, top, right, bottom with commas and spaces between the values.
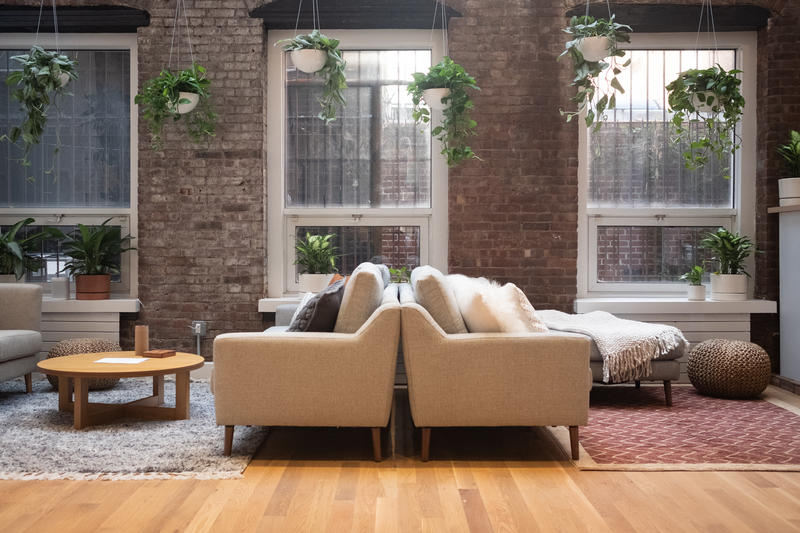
423, 88, 451, 110
691, 90, 718, 112
778, 177, 800, 207
173, 92, 200, 114
687, 284, 706, 301
291, 49, 327, 74
298, 273, 333, 293
710, 273, 747, 301
577, 36, 612, 62
58, 72, 70, 87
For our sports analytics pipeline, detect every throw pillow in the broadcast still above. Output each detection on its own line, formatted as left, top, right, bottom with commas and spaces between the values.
495, 283, 548, 333
375, 263, 391, 287
287, 279, 346, 332
333, 262, 385, 333
411, 266, 468, 334
447, 274, 501, 332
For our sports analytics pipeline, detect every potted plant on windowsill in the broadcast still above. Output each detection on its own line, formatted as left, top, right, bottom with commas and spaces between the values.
777, 129, 800, 206
408, 56, 480, 167
135, 62, 217, 151
680, 265, 706, 301
0, 218, 57, 283
700, 227, 754, 301
295, 232, 338, 293
666, 65, 745, 178
277, 30, 347, 123
3, 46, 78, 169
559, 15, 631, 130
56, 219, 136, 300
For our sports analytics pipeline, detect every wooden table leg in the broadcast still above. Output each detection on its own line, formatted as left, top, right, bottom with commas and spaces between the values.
24, 373, 32, 393
58, 376, 73, 412
73, 377, 89, 429
153, 375, 165, 405
175, 372, 190, 419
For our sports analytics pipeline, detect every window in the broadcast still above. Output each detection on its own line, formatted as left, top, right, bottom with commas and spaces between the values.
0, 34, 137, 295
578, 33, 756, 296
267, 30, 447, 295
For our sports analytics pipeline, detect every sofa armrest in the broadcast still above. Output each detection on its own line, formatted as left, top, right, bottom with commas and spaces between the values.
0, 284, 42, 331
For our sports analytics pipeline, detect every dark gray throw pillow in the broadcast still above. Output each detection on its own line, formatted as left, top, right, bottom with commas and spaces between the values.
287, 279, 346, 332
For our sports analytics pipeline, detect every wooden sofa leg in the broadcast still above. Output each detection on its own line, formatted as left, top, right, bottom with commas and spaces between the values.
421, 428, 431, 462
635, 380, 641, 389
664, 380, 673, 407
568, 426, 580, 460
371, 427, 382, 462
24, 373, 32, 393
224, 426, 234, 456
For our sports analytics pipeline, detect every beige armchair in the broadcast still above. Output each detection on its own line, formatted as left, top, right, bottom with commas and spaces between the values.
0, 283, 43, 392
213, 297, 400, 460
400, 301, 591, 461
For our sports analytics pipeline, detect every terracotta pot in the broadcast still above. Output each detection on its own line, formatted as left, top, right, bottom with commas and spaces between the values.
75, 274, 111, 300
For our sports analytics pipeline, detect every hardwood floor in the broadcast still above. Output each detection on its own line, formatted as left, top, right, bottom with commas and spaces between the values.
2, 389, 800, 532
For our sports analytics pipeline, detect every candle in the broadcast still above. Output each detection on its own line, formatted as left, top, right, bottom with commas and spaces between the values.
134, 325, 149, 355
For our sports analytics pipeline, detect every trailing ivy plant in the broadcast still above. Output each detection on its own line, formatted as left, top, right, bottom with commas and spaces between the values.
134, 63, 217, 151
278, 30, 347, 123
3, 46, 78, 169
294, 233, 338, 275
777, 130, 800, 177
665, 65, 745, 178
559, 15, 631, 129
408, 56, 480, 167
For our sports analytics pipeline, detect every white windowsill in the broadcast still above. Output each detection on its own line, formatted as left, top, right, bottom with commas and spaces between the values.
575, 297, 777, 315
258, 297, 302, 313
42, 296, 141, 313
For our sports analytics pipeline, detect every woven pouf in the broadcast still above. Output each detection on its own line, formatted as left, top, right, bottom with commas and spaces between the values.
46, 338, 122, 391
687, 339, 771, 399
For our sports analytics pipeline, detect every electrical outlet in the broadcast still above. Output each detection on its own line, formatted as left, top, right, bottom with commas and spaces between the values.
191, 320, 207, 336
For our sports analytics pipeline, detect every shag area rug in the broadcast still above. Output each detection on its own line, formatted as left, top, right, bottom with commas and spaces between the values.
550, 385, 800, 471
0, 377, 267, 480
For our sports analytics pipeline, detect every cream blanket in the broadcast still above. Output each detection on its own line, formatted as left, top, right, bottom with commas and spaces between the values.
538, 310, 688, 383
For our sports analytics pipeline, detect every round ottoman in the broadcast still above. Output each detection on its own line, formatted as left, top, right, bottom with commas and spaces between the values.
47, 338, 122, 391
687, 339, 771, 399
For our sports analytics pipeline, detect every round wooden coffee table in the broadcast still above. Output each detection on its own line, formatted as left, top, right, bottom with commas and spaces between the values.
37, 351, 204, 429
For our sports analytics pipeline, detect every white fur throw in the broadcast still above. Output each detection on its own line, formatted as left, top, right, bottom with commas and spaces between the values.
446, 275, 548, 333
538, 310, 688, 383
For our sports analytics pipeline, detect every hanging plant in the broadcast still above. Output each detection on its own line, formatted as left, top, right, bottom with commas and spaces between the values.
134, 63, 217, 151
558, 15, 631, 129
665, 65, 744, 177
408, 56, 480, 167
278, 30, 347, 123
3, 45, 78, 168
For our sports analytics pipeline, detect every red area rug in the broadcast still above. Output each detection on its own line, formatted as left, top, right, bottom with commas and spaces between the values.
551, 385, 800, 471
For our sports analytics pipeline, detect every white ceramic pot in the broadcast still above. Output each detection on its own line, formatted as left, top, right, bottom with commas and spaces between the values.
173, 92, 200, 114
778, 177, 800, 206
423, 88, 451, 110
291, 49, 327, 73
0, 274, 22, 283
710, 273, 747, 301
691, 91, 718, 112
298, 273, 333, 293
58, 72, 70, 87
577, 36, 612, 62
687, 284, 706, 301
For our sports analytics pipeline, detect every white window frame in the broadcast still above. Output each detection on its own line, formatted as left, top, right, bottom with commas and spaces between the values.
266, 29, 447, 296
0, 33, 139, 297
577, 32, 757, 298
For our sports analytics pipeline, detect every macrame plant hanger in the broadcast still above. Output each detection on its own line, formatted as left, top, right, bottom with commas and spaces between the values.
168, 0, 196, 72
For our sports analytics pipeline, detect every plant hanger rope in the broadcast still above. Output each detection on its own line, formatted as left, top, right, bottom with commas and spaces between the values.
584, 0, 613, 21
168, 0, 195, 71
695, 0, 719, 60
293, 0, 321, 32
33, 0, 61, 52
430, 0, 448, 58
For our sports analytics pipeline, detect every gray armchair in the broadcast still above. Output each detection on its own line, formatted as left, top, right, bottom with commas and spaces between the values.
0, 284, 43, 392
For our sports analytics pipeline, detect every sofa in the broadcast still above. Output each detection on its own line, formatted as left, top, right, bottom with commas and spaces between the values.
0, 283, 44, 393
213, 272, 400, 460
399, 281, 591, 461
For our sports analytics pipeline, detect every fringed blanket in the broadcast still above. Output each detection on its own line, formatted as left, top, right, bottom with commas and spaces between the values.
538, 310, 688, 383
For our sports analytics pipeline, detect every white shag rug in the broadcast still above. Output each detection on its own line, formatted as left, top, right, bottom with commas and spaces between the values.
0, 377, 267, 480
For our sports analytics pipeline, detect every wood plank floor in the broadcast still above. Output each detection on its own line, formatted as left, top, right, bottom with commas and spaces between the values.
2, 389, 800, 532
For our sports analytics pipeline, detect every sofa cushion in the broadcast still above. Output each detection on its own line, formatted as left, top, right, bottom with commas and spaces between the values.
411, 266, 467, 334
0, 330, 42, 363
288, 279, 346, 332
334, 263, 385, 333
